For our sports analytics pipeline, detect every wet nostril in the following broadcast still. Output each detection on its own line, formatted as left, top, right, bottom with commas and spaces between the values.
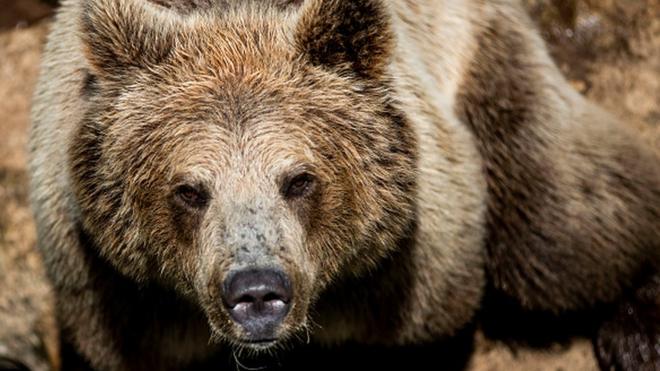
263, 292, 282, 303
236, 294, 256, 305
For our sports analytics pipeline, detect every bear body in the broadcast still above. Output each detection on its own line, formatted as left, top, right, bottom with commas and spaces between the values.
30, 0, 659, 370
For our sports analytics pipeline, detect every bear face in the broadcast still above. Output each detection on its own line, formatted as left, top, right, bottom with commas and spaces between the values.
69, 0, 417, 349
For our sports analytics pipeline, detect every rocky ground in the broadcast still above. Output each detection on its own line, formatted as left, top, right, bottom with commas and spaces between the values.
0, 1, 657, 370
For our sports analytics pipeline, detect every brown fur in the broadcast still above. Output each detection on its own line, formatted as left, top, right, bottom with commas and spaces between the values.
0, 168, 59, 371
454, 3, 659, 310
29, 0, 659, 370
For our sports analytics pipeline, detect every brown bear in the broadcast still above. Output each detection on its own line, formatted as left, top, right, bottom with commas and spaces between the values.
29, 0, 659, 370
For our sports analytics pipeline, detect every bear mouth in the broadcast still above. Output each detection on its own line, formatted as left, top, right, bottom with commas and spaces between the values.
236, 338, 280, 351
243, 339, 278, 345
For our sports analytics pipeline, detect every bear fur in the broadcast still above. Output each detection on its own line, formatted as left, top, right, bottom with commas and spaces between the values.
29, 0, 659, 370
0, 170, 59, 371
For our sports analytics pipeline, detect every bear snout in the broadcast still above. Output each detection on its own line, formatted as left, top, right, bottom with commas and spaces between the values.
222, 268, 293, 342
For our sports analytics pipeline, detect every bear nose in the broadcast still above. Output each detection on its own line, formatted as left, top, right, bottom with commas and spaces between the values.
222, 269, 292, 340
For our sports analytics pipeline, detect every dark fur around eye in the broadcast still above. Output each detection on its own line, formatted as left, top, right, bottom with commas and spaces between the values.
173, 184, 209, 210
282, 173, 317, 199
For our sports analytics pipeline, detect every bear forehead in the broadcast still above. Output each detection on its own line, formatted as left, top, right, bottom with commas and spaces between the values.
158, 4, 301, 69
119, 63, 356, 135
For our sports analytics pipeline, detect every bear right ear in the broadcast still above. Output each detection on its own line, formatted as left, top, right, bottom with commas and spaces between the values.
294, 0, 394, 80
81, 0, 180, 77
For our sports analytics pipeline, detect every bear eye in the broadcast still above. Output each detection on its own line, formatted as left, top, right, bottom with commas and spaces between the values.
283, 173, 316, 199
174, 184, 209, 209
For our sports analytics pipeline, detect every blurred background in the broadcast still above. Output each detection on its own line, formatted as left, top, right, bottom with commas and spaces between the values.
0, 0, 657, 370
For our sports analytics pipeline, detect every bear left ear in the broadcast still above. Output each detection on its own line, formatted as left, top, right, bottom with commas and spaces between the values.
80, 0, 181, 78
294, 0, 394, 79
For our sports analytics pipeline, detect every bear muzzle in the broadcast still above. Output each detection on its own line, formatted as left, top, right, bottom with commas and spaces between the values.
222, 268, 293, 343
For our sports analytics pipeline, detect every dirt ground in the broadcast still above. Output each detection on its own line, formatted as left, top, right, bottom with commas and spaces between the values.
0, 1, 657, 370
